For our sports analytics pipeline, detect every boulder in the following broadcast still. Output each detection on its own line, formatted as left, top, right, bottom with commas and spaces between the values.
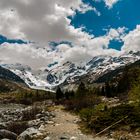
0, 129, 17, 140
44, 136, 51, 140
60, 135, 69, 139
70, 136, 77, 140
28, 119, 42, 127
17, 127, 40, 140
0, 123, 7, 129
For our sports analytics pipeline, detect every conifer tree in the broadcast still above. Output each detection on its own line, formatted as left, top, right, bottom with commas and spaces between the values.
56, 86, 64, 100
76, 82, 87, 98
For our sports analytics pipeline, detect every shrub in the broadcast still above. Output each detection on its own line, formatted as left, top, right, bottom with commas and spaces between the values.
79, 108, 95, 122
64, 95, 101, 111
22, 106, 42, 121
14, 90, 55, 105
129, 85, 140, 105
7, 121, 28, 135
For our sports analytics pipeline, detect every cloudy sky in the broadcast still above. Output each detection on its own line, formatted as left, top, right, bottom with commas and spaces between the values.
0, 0, 140, 69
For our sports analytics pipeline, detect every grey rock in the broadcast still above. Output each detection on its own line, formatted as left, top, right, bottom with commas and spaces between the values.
36, 114, 43, 118
60, 136, 69, 139
0, 123, 7, 129
28, 119, 41, 127
44, 136, 51, 140
17, 127, 40, 140
0, 129, 17, 140
119, 136, 127, 140
49, 112, 55, 117
46, 121, 54, 124
70, 136, 77, 140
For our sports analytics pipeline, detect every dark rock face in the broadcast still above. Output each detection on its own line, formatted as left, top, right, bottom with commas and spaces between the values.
0, 129, 17, 140
0, 66, 24, 83
47, 74, 56, 84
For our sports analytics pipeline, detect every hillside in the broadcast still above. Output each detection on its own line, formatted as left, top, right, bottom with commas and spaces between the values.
0, 66, 28, 93
0, 66, 24, 83
95, 59, 140, 83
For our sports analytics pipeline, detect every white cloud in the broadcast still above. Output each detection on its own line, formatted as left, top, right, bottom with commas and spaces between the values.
0, 0, 94, 44
107, 27, 127, 41
0, 9, 25, 39
0, 27, 125, 69
104, 0, 120, 8
93, 0, 120, 9
0, 0, 138, 70
122, 25, 140, 52
0, 43, 53, 69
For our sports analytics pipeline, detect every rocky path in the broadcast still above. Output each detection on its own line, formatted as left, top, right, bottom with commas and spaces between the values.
41, 105, 107, 140
0, 103, 108, 140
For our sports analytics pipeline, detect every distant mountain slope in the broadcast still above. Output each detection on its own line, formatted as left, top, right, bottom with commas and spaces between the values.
95, 59, 140, 83
0, 66, 24, 83
0, 66, 28, 93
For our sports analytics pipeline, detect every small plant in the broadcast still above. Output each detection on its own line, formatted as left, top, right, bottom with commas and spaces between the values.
22, 106, 42, 121
79, 108, 95, 122
7, 121, 28, 135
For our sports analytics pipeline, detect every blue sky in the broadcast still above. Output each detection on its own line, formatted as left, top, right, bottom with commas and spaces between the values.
69, 0, 140, 50
0, 35, 26, 45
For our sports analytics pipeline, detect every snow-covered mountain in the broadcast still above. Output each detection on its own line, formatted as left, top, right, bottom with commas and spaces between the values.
1, 51, 140, 90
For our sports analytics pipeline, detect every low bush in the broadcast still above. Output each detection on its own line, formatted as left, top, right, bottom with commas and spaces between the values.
22, 106, 42, 121
64, 95, 101, 111
79, 108, 95, 122
7, 121, 28, 135
14, 90, 55, 105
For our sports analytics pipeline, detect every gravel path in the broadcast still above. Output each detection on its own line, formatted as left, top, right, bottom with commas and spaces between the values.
41, 105, 108, 140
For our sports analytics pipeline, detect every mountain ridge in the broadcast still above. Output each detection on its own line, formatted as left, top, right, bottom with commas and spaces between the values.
1, 51, 140, 90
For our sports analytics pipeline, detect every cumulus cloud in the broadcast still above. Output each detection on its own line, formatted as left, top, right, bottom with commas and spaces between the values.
0, 27, 126, 69
0, 0, 94, 44
0, 0, 138, 70
121, 25, 140, 52
0, 0, 99, 68
0, 43, 53, 69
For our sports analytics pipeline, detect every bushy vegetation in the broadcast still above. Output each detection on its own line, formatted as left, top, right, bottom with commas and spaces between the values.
55, 83, 101, 111
7, 121, 28, 135
15, 89, 55, 105
22, 105, 42, 121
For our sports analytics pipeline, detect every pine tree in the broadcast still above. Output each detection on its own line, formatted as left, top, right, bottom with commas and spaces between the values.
76, 82, 87, 98
105, 82, 111, 97
56, 86, 64, 100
